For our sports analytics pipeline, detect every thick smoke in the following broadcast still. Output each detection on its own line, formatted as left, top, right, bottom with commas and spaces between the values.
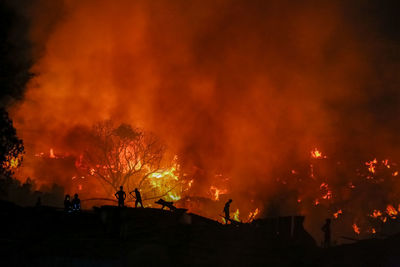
8, 0, 400, 240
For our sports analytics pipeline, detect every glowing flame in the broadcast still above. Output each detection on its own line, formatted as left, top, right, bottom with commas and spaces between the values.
382, 159, 390, 168
147, 165, 182, 201
320, 183, 333, 200
311, 148, 326, 159
333, 209, 342, 219
209, 186, 227, 201
49, 148, 56, 158
352, 223, 360, 235
167, 192, 180, 201
370, 210, 382, 218
386, 204, 398, 219
148, 167, 178, 180
3, 156, 20, 169
248, 208, 259, 222
233, 209, 240, 222
365, 158, 377, 174
141, 156, 187, 202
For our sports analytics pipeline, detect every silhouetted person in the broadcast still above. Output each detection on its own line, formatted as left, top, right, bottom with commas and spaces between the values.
115, 186, 126, 207
130, 188, 143, 208
321, 218, 331, 248
72, 193, 81, 212
64, 194, 72, 213
223, 199, 232, 224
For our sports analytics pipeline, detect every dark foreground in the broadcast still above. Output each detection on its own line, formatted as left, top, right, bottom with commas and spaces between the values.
0, 201, 400, 266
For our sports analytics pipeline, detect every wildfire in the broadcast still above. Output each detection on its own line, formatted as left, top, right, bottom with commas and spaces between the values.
311, 148, 326, 159
49, 148, 56, 158
386, 204, 398, 219
15, 137, 400, 238
232, 209, 240, 222
365, 158, 377, 174
382, 159, 390, 168
209, 186, 227, 201
147, 165, 182, 202
2, 156, 20, 169
248, 208, 259, 222
9, 0, 400, 247
166, 192, 180, 201
370, 210, 382, 218
148, 167, 179, 180
352, 223, 361, 235
333, 209, 342, 219
320, 183, 332, 200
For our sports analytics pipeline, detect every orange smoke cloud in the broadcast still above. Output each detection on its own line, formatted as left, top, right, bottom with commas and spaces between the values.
12, 0, 367, 181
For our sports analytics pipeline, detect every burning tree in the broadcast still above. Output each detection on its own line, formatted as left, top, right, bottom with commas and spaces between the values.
81, 121, 167, 195
0, 108, 24, 177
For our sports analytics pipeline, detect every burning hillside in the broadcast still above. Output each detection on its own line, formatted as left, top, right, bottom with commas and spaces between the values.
5, 0, 400, 244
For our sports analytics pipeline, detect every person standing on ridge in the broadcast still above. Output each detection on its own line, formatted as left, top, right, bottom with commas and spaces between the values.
130, 188, 143, 208
223, 199, 233, 224
72, 193, 81, 212
64, 194, 72, 213
115, 186, 126, 207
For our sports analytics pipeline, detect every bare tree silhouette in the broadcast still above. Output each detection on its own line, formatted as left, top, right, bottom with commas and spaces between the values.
81, 120, 166, 195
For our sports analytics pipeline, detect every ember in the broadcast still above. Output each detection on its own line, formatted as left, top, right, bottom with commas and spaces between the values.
352, 223, 361, 235
333, 210, 343, 219
311, 148, 326, 159
386, 205, 398, 219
